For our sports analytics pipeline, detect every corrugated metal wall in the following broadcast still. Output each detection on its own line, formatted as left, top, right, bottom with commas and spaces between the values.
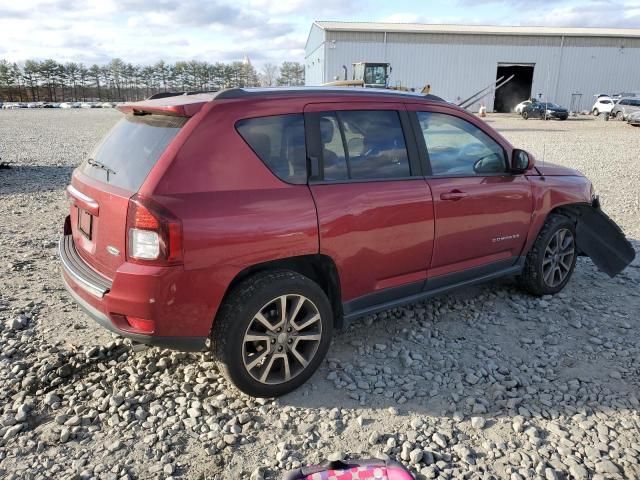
304, 24, 327, 85
305, 29, 640, 111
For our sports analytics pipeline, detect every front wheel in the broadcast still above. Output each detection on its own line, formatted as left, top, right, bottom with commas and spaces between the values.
212, 270, 333, 397
519, 214, 577, 296
522, 111, 529, 120
616, 111, 624, 120
593, 108, 599, 116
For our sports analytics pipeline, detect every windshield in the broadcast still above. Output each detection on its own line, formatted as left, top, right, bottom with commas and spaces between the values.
543, 103, 561, 109
363, 65, 387, 86
79, 114, 187, 191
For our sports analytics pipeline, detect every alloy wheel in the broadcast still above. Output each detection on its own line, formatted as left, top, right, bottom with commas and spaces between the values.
542, 228, 575, 287
242, 294, 323, 385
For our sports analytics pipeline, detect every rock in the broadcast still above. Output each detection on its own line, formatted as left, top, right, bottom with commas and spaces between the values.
569, 463, 589, 480
368, 431, 381, 445
163, 464, 174, 475
250, 467, 265, 480
59, 428, 71, 443
465, 373, 480, 385
3, 424, 23, 439
432, 433, 447, 448
409, 448, 423, 465
595, 460, 620, 475
107, 440, 123, 452
512, 416, 525, 433
44, 393, 61, 407
6, 317, 24, 330
471, 417, 486, 429
328, 452, 344, 462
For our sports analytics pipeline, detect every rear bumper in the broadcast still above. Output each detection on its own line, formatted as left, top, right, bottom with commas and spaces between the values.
59, 234, 208, 352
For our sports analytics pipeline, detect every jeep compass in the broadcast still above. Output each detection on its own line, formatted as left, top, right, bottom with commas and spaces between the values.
60, 87, 635, 397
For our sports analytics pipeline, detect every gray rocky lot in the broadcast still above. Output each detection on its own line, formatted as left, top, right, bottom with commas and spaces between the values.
1, 109, 639, 479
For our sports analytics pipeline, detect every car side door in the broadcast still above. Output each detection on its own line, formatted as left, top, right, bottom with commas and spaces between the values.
304, 102, 435, 316
406, 103, 533, 279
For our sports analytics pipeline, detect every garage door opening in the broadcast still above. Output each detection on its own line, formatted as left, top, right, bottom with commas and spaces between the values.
494, 63, 534, 113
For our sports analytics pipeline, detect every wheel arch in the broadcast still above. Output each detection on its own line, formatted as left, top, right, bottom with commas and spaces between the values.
220, 254, 344, 329
524, 201, 635, 278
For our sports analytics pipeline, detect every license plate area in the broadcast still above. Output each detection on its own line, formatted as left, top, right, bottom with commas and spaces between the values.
77, 207, 93, 240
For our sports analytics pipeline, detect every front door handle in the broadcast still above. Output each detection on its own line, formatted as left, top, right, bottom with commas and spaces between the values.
440, 190, 468, 201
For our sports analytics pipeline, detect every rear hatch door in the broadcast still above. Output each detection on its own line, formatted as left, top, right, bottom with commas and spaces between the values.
68, 114, 188, 278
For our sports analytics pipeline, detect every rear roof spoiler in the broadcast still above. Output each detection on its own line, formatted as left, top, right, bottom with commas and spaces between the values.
116, 93, 216, 117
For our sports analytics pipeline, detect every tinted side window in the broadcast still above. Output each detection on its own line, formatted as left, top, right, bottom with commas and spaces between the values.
236, 114, 307, 184
417, 112, 506, 177
339, 110, 410, 180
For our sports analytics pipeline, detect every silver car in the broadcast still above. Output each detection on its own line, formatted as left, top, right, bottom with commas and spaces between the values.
611, 97, 640, 120
627, 110, 640, 127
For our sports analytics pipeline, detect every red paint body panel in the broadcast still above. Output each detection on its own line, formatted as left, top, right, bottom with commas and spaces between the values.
524, 174, 592, 253
310, 180, 434, 301
426, 175, 532, 273
60, 89, 596, 348
534, 162, 583, 177
70, 171, 131, 278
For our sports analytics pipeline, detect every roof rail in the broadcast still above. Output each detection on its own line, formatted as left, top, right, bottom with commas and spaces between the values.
214, 87, 446, 102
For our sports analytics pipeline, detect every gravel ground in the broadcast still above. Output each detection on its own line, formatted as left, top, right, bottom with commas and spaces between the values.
1, 109, 639, 480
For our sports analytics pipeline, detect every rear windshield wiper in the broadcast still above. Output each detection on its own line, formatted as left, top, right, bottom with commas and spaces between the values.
87, 158, 116, 181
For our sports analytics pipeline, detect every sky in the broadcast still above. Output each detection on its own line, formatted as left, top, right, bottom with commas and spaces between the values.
1, 0, 639, 68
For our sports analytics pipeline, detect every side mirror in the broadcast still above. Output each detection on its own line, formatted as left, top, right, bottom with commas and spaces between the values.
511, 149, 534, 173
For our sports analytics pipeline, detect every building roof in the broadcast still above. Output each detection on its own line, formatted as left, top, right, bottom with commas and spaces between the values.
313, 21, 640, 39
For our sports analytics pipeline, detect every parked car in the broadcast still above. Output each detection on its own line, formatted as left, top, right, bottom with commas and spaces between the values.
59, 88, 635, 397
514, 100, 532, 114
522, 102, 569, 120
59, 102, 72, 109
591, 97, 616, 116
610, 97, 640, 120
80, 102, 93, 109
627, 110, 640, 127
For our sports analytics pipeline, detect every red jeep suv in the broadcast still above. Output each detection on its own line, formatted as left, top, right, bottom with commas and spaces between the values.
60, 87, 635, 397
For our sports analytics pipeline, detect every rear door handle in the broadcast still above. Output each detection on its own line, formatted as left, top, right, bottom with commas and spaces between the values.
440, 190, 468, 201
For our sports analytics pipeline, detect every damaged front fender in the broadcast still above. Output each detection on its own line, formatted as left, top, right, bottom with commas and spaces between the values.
563, 202, 636, 277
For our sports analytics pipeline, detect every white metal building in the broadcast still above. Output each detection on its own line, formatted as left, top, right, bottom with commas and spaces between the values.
305, 21, 640, 112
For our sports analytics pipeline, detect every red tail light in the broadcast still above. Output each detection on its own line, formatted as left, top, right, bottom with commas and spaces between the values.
126, 194, 183, 265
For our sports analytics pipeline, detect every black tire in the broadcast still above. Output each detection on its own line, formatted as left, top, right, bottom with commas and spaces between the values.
211, 270, 333, 397
593, 108, 599, 116
522, 111, 528, 120
519, 214, 578, 296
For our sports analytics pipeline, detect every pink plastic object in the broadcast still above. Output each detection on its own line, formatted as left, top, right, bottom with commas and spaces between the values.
284, 459, 415, 480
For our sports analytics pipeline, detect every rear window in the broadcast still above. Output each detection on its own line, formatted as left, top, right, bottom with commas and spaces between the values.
236, 114, 307, 184
79, 114, 186, 191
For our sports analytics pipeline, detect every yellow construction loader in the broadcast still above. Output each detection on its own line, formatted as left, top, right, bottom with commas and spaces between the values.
324, 62, 432, 93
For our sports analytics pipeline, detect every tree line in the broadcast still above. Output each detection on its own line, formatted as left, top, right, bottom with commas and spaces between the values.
0, 58, 305, 103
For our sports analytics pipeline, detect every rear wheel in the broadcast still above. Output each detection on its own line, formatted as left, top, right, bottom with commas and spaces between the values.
519, 214, 577, 296
212, 270, 333, 397
522, 111, 529, 120
616, 111, 624, 120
